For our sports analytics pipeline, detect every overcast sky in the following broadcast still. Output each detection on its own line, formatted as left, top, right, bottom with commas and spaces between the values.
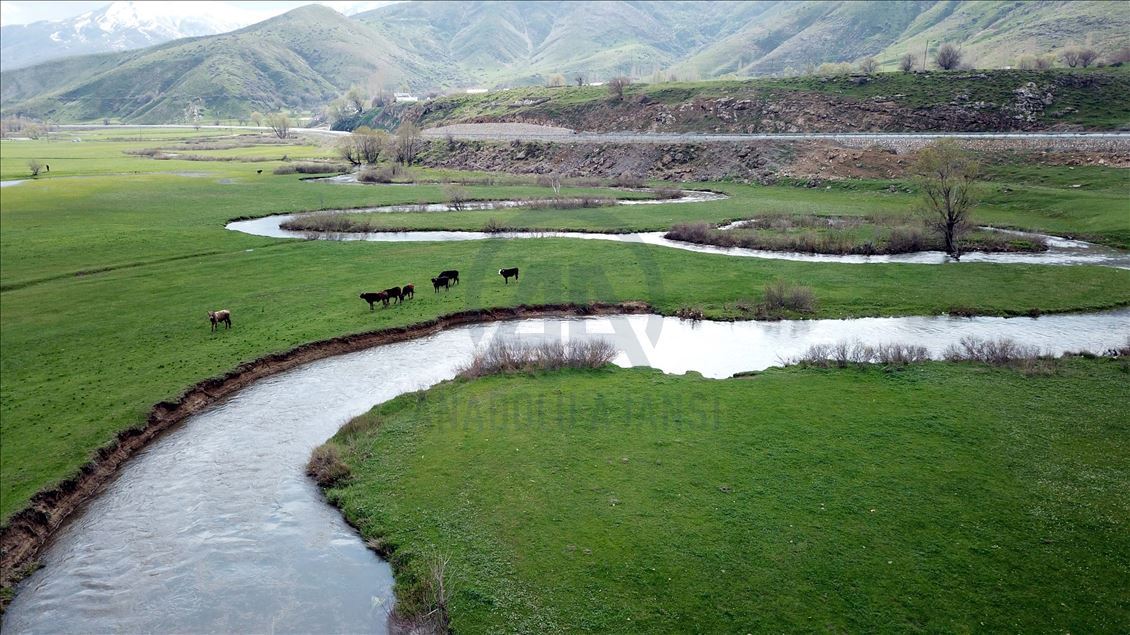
0, 1, 399, 26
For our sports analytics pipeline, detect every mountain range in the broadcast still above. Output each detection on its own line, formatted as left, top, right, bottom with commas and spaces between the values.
0, 2, 255, 71
2, 1, 1127, 124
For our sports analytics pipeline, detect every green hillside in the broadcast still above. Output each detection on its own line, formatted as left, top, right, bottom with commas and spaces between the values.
2, 1, 1128, 124
357, 67, 1130, 132
0, 5, 457, 124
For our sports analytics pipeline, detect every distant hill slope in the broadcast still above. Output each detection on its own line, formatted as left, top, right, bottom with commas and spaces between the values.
0, 5, 456, 123
2, 1, 1128, 124
677, 0, 1130, 77
0, 1, 253, 72
358, 0, 1128, 86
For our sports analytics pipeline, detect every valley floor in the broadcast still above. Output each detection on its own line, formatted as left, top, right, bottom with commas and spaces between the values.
323, 360, 1130, 632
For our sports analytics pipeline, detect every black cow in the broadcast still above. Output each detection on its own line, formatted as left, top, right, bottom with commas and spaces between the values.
431, 276, 451, 292
383, 286, 403, 304
499, 267, 519, 284
360, 291, 388, 310
438, 270, 459, 285
402, 283, 415, 299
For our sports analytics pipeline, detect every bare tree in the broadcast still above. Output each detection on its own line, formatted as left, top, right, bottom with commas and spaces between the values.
345, 85, 368, 114
1060, 48, 1081, 68
935, 43, 962, 70
266, 112, 290, 139
899, 53, 915, 73
395, 122, 421, 166
443, 184, 469, 211
915, 139, 978, 260
607, 76, 631, 100
547, 73, 566, 87
858, 57, 878, 74
250, 111, 263, 127
27, 159, 42, 177
536, 172, 563, 194
574, 73, 585, 87
1077, 48, 1099, 67
340, 126, 386, 165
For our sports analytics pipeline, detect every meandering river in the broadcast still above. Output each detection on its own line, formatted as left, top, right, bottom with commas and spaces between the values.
226, 192, 1130, 269
5, 310, 1129, 633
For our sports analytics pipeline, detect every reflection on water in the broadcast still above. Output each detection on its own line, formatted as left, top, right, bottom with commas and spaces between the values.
5, 309, 1129, 633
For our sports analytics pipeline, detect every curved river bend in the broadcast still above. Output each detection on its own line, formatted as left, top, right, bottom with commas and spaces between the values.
227, 194, 1130, 269
5, 310, 1130, 634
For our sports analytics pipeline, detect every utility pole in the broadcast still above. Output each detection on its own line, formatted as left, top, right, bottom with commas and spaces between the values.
922, 39, 930, 71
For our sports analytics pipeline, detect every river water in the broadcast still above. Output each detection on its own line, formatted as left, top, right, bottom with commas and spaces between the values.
5, 310, 1129, 634
226, 195, 1130, 269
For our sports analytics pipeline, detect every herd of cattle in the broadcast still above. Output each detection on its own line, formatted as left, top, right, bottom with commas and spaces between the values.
209, 267, 521, 330
359, 267, 520, 309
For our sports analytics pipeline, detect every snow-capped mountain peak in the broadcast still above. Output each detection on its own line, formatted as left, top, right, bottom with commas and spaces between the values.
1, 1, 260, 71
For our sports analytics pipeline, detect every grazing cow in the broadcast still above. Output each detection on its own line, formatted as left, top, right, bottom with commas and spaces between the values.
383, 286, 403, 304
402, 283, 415, 299
499, 267, 519, 284
208, 309, 232, 331
431, 276, 451, 292
438, 270, 459, 285
360, 291, 388, 310
256, 169, 263, 174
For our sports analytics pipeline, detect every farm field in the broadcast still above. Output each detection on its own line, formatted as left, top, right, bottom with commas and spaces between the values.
1, 129, 1128, 622
322, 359, 1130, 632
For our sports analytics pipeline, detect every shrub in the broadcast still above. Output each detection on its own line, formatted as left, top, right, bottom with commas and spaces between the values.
358, 166, 395, 183
27, 159, 42, 177
762, 280, 816, 314
481, 217, 511, 233
293, 162, 350, 174
457, 339, 617, 378
306, 443, 350, 487
935, 43, 962, 70
652, 188, 685, 200
789, 340, 928, 367
444, 184, 469, 210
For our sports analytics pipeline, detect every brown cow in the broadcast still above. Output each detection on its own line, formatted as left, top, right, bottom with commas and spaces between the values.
208, 310, 232, 331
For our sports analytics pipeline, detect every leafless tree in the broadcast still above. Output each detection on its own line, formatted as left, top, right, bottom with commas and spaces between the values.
935, 43, 961, 70
574, 73, 585, 87
858, 57, 878, 74
914, 139, 978, 260
547, 73, 566, 87
1077, 48, 1099, 67
607, 76, 631, 100
266, 112, 290, 139
27, 159, 42, 176
345, 85, 368, 114
250, 111, 263, 127
1060, 49, 1081, 68
899, 53, 915, 73
338, 129, 380, 165
395, 122, 421, 166
537, 172, 563, 194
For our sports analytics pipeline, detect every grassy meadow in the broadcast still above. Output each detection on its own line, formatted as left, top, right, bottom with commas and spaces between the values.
322, 359, 1130, 632
1, 129, 1128, 530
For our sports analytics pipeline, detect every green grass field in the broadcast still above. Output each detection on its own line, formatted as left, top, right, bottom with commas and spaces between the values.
1, 130, 1128, 532
297, 169, 1130, 248
322, 359, 1130, 632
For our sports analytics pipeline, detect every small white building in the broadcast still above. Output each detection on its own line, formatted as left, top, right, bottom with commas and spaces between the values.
393, 92, 419, 103
465, 87, 489, 94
